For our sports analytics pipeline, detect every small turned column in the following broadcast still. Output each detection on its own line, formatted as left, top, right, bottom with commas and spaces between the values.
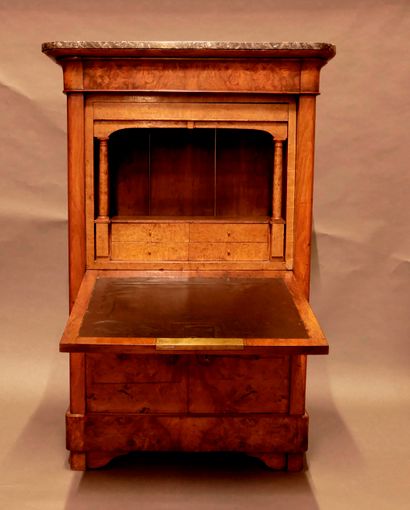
271, 139, 285, 258
95, 137, 110, 258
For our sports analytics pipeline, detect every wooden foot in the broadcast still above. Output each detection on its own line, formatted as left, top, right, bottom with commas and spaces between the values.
249, 452, 305, 471
69, 452, 86, 471
250, 453, 287, 470
287, 453, 304, 472
86, 450, 126, 469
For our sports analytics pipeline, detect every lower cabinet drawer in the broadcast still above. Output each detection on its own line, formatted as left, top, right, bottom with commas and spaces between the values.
86, 354, 187, 413
188, 356, 290, 413
85, 354, 290, 414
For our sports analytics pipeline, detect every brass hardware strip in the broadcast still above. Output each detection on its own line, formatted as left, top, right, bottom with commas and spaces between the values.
156, 337, 244, 350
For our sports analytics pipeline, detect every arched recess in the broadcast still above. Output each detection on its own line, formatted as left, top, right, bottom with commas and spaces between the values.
100, 126, 281, 218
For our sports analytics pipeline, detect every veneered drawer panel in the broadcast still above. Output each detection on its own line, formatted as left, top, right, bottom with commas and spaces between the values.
189, 223, 268, 242
87, 381, 187, 413
86, 354, 188, 413
112, 223, 189, 242
189, 356, 289, 413
189, 242, 268, 261
83, 58, 301, 92
86, 354, 184, 383
111, 242, 189, 261
93, 102, 289, 121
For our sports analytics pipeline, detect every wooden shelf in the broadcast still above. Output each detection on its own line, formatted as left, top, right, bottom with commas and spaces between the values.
110, 216, 270, 224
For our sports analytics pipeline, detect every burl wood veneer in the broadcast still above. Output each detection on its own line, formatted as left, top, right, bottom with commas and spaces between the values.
42, 41, 335, 471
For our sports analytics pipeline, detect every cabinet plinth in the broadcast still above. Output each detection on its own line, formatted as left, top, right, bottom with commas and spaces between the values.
43, 40, 335, 471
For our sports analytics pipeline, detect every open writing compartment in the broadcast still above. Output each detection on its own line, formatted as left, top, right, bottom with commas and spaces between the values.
61, 270, 328, 355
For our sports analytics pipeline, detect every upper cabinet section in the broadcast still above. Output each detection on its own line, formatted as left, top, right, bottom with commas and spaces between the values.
42, 41, 336, 94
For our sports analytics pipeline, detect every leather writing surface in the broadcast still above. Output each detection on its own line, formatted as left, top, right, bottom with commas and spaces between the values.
79, 277, 308, 339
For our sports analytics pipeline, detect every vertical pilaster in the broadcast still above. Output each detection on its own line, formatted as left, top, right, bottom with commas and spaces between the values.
289, 95, 317, 466
95, 137, 110, 258
271, 138, 285, 258
63, 60, 87, 471
294, 95, 316, 299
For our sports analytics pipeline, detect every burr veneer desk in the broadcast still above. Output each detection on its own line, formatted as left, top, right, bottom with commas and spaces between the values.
42, 41, 335, 471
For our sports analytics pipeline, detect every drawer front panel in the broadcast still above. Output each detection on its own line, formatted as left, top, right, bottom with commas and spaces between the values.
111, 223, 189, 243
189, 356, 289, 413
110, 222, 270, 262
190, 223, 269, 243
189, 242, 268, 261
111, 242, 189, 261
87, 382, 187, 413
86, 354, 184, 383
86, 354, 187, 413
94, 102, 289, 122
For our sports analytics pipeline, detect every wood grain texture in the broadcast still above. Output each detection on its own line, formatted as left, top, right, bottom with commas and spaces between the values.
111, 242, 189, 261
112, 223, 190, 243
86, 354, 187, 413
94, 101, 289, 122
271, 222, 285, 258
86, 353, 183, 383
78, 413, 308, 453
90, 260, 286, 271
70, 354, 85, 414
87, 381, 187, 413
289, 354, 307, 415
189, 223, 268, 243
150, 129, 215, 216
294, 95, 316, 299
285, 101, 297, 269
83, 59, 302, 93
216, 129, 273, 217
98, 138, 109, 218
69, 452, 86, 471
67, 92, 86, 309
188, 356, 289, 413
188, 242, 268, 261
95, 221, 109, 258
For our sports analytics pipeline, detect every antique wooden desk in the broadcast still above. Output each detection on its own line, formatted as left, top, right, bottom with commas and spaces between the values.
42, 41, 335, 471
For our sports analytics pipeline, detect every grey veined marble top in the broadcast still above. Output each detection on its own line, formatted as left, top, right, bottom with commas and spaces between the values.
42, 41, 336, 61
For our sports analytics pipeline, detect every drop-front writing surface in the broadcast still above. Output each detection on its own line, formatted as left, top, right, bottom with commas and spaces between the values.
42, 41, 335, 471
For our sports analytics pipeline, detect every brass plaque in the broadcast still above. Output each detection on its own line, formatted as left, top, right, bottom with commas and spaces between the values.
156, 337, 244, 350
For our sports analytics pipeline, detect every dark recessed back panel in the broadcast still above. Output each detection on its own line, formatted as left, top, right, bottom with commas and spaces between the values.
107, 128, 272, 218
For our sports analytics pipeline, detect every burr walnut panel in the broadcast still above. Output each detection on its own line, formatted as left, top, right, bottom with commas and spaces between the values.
85, 354, 289, 414
86, 353, 183, 383
188, 356, 289, 413
75, 413, 309, 453
83, 59, 302, 93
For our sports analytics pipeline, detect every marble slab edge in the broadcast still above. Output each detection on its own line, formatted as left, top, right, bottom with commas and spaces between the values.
42, 41, 336, 61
